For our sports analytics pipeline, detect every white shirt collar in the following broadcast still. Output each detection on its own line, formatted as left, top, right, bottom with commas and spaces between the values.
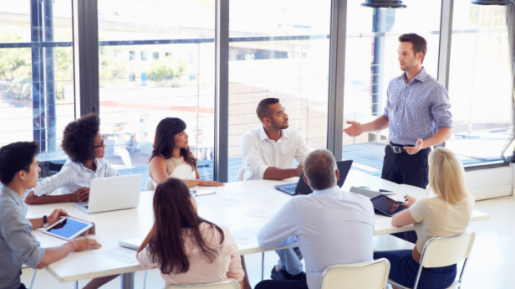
78, 158, 102, 173
312, 185, 341, 196
259, 126, 289, 142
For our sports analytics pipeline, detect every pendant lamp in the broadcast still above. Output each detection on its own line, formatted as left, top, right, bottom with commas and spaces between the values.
361, 0, 407, 8
471, 0, 514, 5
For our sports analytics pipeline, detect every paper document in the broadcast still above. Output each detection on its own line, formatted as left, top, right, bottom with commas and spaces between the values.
245, 207, 279, 218
104, 247, 138, 264
232, 227, 260, 245
197, 196, 247, 210
90, 235, 138, 264
231, 188, 278, 200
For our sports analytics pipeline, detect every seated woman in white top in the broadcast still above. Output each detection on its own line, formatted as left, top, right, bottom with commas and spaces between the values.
147, 117, 223, 190
137, 178, 245, 286
25, 113, 118, 205
374, 148, 474, 289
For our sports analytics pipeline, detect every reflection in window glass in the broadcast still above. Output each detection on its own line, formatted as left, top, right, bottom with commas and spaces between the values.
446, 1, 512, 165
0, 0, 75, 177
342, 0, 441, 176
228, 0, 332, 182
98, 0, 215, 188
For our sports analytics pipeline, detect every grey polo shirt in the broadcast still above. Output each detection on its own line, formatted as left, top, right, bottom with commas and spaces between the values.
0, 185, 46, 289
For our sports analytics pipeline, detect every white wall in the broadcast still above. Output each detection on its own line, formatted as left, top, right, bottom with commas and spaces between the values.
466, 164, 514, 200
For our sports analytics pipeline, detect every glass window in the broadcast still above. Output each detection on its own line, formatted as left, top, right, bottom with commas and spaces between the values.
153, 52, 159, 60
445, 1, 512, 166
228, 0, 332, 182
0, 0, 75, 176
342, 0, 442, 177
98, 0, 215, 188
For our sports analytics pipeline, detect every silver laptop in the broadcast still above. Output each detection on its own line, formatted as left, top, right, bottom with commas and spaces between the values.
350, 186, 396, 198
75, 174, 142, 214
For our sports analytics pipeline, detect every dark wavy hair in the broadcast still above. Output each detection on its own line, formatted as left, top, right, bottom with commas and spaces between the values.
0, 141, 39, 184
150, 117, 196, 170
149, 178, 224, 274
61, 113, 100, 163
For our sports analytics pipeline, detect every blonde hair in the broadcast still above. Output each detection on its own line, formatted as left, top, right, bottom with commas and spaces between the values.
427, 147, 469, 205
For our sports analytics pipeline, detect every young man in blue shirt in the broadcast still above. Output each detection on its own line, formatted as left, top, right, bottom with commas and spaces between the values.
0, 141, 101, 289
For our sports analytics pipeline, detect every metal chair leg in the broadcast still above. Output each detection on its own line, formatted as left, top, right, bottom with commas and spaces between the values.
143, 270, 148, 289
74, 281, 79, 289
29, 269, 37, 289
261, 252, 265, 280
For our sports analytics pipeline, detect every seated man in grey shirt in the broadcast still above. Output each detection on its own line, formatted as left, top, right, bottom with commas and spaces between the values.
0, 141, 101, 289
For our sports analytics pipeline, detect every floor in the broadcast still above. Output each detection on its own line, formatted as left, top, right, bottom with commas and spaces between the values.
21, 195, 514, 289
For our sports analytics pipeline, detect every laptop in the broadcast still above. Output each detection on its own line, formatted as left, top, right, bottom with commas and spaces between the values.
349, 186, 396, 198
74, 174, 142, 214
275, 160, 353, 196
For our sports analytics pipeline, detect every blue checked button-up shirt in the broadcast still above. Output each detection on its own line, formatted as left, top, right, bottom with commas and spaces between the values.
0, 185, 46, 289
384, 68, 452, 146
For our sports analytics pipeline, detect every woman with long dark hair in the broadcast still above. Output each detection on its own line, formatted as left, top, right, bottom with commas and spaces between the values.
147, 117, 223, 190
137, 178, 245, 285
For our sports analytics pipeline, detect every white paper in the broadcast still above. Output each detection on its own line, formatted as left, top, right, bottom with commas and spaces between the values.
198, 197, 247, 210
245, 207, 279, 218
104, 247, 138, 264
231, 227, 260, 245
230, 188, 278, 200
90, 235, 138, 264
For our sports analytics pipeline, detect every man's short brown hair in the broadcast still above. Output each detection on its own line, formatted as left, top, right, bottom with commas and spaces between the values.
256, 98, 279, 123
399, 33, 427, 63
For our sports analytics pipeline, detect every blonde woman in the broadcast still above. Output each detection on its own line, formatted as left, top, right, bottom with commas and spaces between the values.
373, 148, 474, 289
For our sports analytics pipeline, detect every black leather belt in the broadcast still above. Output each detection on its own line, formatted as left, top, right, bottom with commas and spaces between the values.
388, 142, 411, 154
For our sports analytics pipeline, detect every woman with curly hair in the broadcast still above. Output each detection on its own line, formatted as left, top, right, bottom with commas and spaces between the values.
25, 113, 119, 205
146, 117, 223, 190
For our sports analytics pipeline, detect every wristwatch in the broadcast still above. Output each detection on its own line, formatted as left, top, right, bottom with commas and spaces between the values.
43, 215, 49, 229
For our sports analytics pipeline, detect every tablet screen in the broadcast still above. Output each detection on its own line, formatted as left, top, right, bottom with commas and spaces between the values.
47, 218, 90, 239
371, 195, 407, 216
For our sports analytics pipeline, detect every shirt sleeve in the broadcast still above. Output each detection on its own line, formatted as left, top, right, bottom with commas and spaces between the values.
257, 198, 300, 250
0, 208, 46, 269
431, 86, 453, 130
224, 229, 245, 282
409, 198, 427, 223
294, 130, 310, 164
32, 163, 76, 197
105, 160, 120, 177
383, 88, 391, 118
136, 246, 158, 270
239, 133, 269, 180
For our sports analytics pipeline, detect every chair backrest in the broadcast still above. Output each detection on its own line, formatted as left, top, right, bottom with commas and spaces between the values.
164, 279, 240, 289
237, 167, 245, 182
320, 258, 390, 289
420, 231, 476, 268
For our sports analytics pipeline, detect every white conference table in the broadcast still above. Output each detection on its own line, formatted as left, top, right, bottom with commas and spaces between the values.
27, 170, 490, 288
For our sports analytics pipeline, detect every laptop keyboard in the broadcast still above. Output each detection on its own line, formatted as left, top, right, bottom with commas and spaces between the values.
283, 186, 296, 193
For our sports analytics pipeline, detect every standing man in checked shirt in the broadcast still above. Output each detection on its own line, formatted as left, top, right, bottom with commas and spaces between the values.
343, 33, 452, 190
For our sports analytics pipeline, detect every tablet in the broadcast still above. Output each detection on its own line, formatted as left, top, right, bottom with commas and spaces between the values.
43, 217, 93, 240
370, 194, 408, 217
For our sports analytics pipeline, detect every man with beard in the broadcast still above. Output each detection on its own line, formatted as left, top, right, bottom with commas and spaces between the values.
239, 97, 310, 281
343, 33, 452, 190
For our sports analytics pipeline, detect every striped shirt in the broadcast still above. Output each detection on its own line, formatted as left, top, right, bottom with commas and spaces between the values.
384, 67, 452, 146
